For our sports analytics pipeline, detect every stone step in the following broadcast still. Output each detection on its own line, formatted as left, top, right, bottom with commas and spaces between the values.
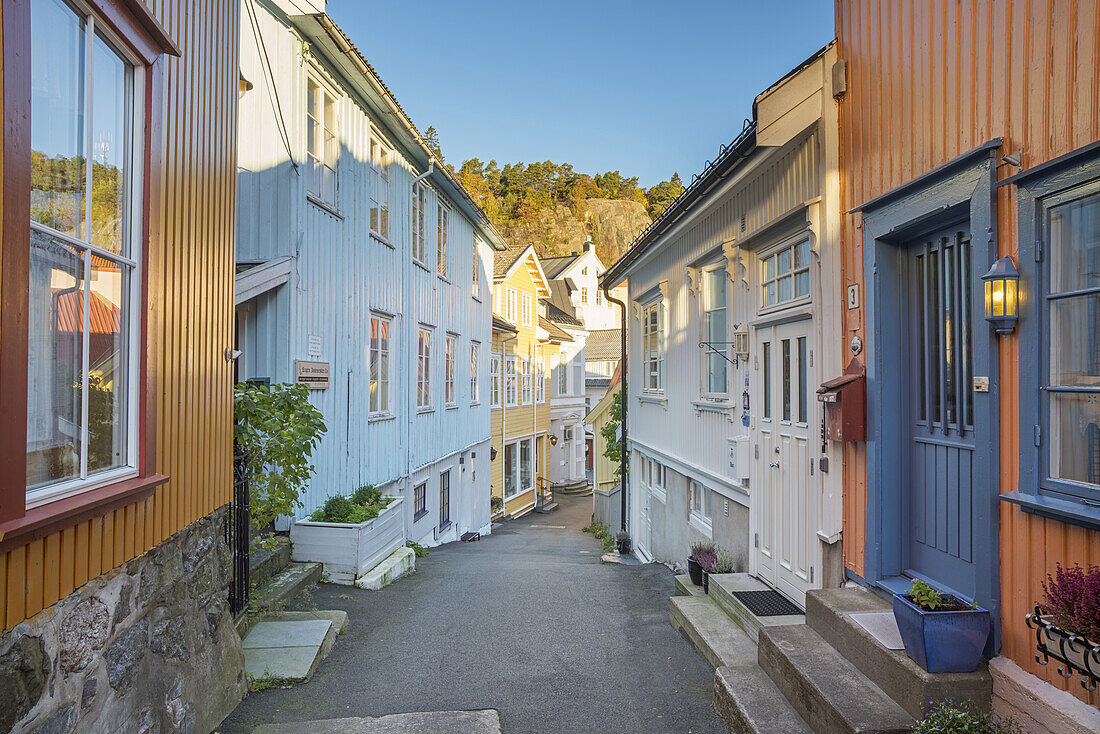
709, 573, 805, 644
669, 595, 758, 670
758, 624, 913, 734
242, 617, 337, 684
714, 665, 813, 734
534, 501, 559, 513
251, 561, 323, 613
253, 710, 503, 734
674, 574, 706, 597
249, 537, 292, 590
355, 546, 415, 590
806, 588, 991, 718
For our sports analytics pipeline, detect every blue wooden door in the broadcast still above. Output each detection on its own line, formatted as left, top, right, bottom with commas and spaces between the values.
905, 225, 979, 598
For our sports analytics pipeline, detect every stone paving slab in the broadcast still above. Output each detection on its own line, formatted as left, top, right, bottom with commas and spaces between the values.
243, 619, 334, 681
243, 620, 331, 650
253, 709, 502, 734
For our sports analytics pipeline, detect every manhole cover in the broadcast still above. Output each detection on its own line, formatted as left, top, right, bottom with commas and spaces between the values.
731, 590, 803, 617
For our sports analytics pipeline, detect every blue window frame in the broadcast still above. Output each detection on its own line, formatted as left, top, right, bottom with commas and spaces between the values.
413, 482, 426, 521
439, 470, 451, 529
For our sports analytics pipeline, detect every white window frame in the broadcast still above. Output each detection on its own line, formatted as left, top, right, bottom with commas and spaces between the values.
521, 356, 532, 406
581, 287, 588, 304
521, 293, 533, 327
306, 73, 339, 210
505, 355, 518, 407
369, 313, 392, 416
490, 352, 502, 409
417, 326, 433, 410
506, 287, 518, 323
760, 236, 811, 311
701, 263, 729, 398
472, 239, 481, 299
557, 352, 569, 395
437, 199, 450, 277
535, 356, 546, 404
689, 480, 713, 535
470, 341, 480, 404
369, 131, 391, 241
412, 182, 427, 264
641, 300, 665, 393
444, 333, 457, 407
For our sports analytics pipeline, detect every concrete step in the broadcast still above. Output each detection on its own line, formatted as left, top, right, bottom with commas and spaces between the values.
709, 573, 805, 643
243, 617, 337, 684
758, 624, 913, 734
253, 710, 503, 734
674, 574, 706, 597
714, 665, 813, 734
249, 537, 291, 590
806, 588, 991, 717
669, 595, 758, 670
534, 501, 559, 513
355, 546, 415, 590
556, 482, 593, 496
251, 561, 323, 613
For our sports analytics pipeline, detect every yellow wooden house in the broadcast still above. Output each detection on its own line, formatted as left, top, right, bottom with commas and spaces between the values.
490, 246, 556, 519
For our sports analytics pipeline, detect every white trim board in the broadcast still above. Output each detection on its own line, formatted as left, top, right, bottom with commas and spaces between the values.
628, 436, 750, 506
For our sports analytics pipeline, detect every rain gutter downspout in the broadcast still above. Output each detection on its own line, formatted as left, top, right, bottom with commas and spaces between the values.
603, 284, 628, 533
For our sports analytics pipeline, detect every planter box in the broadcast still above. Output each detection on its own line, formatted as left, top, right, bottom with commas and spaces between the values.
687, 558, 703, 587
1039, 615, 1100, 676
290, 497, 404, 585
892, 592, 990, 673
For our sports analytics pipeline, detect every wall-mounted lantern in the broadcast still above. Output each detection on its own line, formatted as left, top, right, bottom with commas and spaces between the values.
982, 256, 1020, 335
549, 435, 558, 446
490, 446, 498, 461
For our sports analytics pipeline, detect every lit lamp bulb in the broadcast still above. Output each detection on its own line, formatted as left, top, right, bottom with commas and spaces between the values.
981, 256, 1019, 335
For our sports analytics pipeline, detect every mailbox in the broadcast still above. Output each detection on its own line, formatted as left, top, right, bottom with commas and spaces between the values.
817, 357, 865, 442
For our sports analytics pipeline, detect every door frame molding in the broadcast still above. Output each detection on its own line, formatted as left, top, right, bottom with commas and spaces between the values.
856, 141, 1002, 648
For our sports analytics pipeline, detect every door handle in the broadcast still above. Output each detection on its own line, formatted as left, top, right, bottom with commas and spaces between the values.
769, 461, 780, 468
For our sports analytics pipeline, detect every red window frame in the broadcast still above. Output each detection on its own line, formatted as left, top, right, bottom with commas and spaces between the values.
0, 0, 179, 551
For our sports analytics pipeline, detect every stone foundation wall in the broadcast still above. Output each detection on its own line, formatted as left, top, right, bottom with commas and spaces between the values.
0, 507, 246, 734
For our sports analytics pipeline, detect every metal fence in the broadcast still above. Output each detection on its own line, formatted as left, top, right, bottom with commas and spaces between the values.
226, 442, 251, 616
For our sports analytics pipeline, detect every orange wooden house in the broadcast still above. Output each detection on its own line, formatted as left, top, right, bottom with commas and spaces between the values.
836, 1, 1100, 729
0, 0, 242, 730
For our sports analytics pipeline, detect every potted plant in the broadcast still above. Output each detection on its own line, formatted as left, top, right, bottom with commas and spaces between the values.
701, 548, 735, 594
688, 540, 717, 587
910, 699, 1021, 734
615, 532, 631, 555
892, 579, 990, 673
1034, 563, 1100, 675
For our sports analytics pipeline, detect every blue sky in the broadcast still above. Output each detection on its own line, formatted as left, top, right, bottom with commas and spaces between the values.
325, 0, 834, 187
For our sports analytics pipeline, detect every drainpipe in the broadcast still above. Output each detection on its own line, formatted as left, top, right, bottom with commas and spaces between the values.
603, 285, 628, 533
404, 160, 435, 539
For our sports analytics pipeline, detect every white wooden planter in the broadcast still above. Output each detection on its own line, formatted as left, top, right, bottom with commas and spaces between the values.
290, 497, 405, 585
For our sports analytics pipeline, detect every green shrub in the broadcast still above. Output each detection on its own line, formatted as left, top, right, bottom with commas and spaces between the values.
407, 540, 430, 558
910, 700, 1021, 734
309, 490, 392, 524
490, 495, 504, 512
352, 484, 383, 506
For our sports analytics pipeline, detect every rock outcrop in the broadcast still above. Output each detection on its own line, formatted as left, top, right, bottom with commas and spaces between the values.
499, 198, 650, 266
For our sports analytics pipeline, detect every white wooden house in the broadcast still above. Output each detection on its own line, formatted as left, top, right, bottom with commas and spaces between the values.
235, 0, 506, 548
601, 45, 845, 606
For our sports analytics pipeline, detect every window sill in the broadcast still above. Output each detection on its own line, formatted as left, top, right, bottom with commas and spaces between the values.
413, 509, 427, 522
491, 404, 502, 411
438, 273, 450, 283
370, 232, 393, 249
692, 399, 731, 415
0, 474, 169, 554
369, 412, 395, 423
306, 195, 343, 219
1000, 490, 1100, 531
445, 404, 458, 410
438, 520, 452, 533
650, 486, 668, 504
688, 512, 713, 538
417, 407, 435, 415
472, 295, 482, 303
413, 259, 431, 273
638, 393, 667, 407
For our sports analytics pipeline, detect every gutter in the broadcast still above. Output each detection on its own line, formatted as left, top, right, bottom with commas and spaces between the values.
603, 285, 628, 532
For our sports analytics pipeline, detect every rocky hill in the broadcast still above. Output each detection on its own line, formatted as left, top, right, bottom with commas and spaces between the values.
498, 198, 650, 267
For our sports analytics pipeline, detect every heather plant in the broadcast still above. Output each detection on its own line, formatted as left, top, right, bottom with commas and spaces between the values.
709, 548, 736, 574
1041, 562, 1100, 641
689, 540, 718, 570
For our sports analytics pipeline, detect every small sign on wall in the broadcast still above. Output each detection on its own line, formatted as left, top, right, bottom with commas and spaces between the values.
847, 283, 860, 310
296, 360, 330, 390
308, 334, 322, 358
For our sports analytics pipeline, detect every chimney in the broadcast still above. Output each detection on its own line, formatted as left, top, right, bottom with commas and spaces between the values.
571, 251, 578, 257
583, 239, 593, 252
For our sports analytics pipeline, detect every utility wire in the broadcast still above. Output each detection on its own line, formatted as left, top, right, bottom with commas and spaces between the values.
245, 0, 298, 171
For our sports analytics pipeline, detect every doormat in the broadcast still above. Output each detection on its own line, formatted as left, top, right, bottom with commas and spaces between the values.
731, 590, 803, 617
849, 611, 905, 650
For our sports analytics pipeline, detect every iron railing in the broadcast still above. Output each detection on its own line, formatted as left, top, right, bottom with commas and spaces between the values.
1027, 605, 1100, 691
226, 442, 251, 617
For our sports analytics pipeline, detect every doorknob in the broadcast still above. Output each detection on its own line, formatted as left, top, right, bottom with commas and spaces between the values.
769, 461, 780, 468
774, 447, 780, 454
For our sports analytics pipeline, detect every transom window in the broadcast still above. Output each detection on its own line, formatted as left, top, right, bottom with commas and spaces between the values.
417, 327, 432, 409
761, 240, 810, 307
369, 134, 390, 239
444, 334, 457, 406
642, 301, 664, 392
307, 76, 338, 208
437, 200, 449, 277
703, 266, 728, 395
27, 0, 142, 500
369, 314, 391, 415
412, 183, 427, 262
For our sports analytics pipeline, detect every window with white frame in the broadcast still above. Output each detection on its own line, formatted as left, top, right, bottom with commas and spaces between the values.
27, 0, 142, 498
581, 287, 588, 304
412, 183, 427, 263
439, 470, 451, 528
437, 200, 449, 277
505, 355, 518, 407
761, 239, 810, 308
472, 240, 481, 298
703, 265, 728, 395
369, 133, 390, 239
521, 357, 532, 405
558, 353, 569, 395
413, 482, 427, 520
535, 357, 546, 403
490, 352, 501, 408
444, 334, 457, 406
470, 342, 480, 404
306, 76, 338, 208
596, 289, 602, 305
369, 314, 391, 415
521, 293, 533, 327
642, 301, 664, 392
506, 287, 518, 323
690, 480, 712, 527
504, 440, 535, 499
417, 327, 432, 409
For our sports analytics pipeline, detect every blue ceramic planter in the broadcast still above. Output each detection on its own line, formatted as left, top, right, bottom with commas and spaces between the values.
892, 593, 990, 673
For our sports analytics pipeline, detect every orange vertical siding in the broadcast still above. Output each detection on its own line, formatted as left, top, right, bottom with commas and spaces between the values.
837, 0, 1100, 705
0, 0, 239, 631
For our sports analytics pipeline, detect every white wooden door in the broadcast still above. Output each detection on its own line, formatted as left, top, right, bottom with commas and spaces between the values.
754, 320, 820, 606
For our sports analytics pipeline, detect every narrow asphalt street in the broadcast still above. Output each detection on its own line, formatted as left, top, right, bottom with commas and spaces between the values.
221, 494, 727, 734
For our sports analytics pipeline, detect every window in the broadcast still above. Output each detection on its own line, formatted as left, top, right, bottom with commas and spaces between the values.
690, 480, 712, 529
490, 353, 501, 408
26, 0, 142, 499
521, 357, 532, 405
581, 288, 589, 304
506, 287, 518, 323
437, 200, 449, 277
761, 239, 810, 307
445, 334, 457, 406
412, 183, 427, 263
763, 341, 772, 419
642, 302, 664, 392
413, 482, 427, 521
535, 357, 546, 403
505, 355, 518, 407
439, 471, 451, 529
472, 241, 481, 298
596, 289, 602, 305
563, 426, 573, 443
558, 353, 569, 395
470, 342, 480, 404
417, 327, 432, 409
504, 443, 517, 498
521, 293, 533, 327
520, 439, 533, 494
307, 76, 338, 208
370, 315, 391, 415
369, 134, 390, 239
703, 266, 728, 395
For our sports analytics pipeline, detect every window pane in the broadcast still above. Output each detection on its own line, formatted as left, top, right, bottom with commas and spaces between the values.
763, 342, 772, 419
794, 271, 810, 298
31, 0, 87, 239
763, 255, 775, 282
782, 339, 791, 421
794, 241, 809, 268
27, 231, 85, 488
87, 254, 129, 474
798, 337, 808, 423
778, 275, 792, 302
504, 444, 516, 497
1050, 293, 1100, 387
1049, 193, 1100, 295
90, 33, 130, 254
706, 268, 725, 311
765, 281, 776, 306
1049, 393, 1100, 489
778, 248, 792, 275
521, 439, 532, 491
